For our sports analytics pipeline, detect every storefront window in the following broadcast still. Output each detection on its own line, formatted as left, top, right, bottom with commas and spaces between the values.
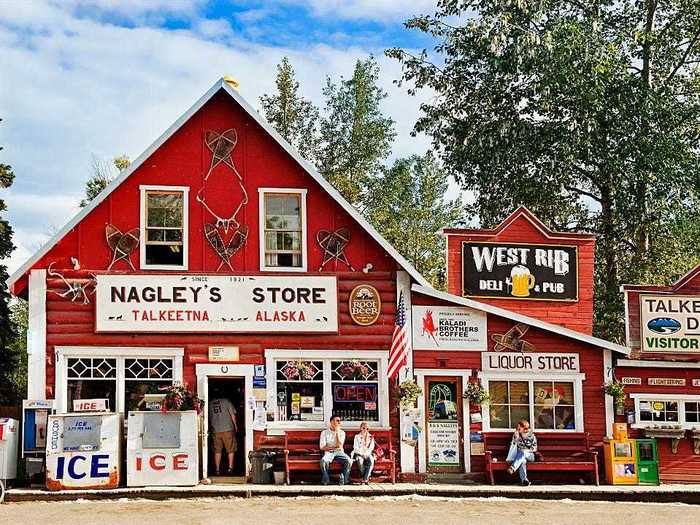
686, 402, 700, 423
639, 400, 679, 423
124, 358, 174, 412
67, 358, 117, 412
488, 381, 529, 429
331, 360, 379, 422
487, 379, 579, 431
533, 381, 576, 430
276, 360, 324, 422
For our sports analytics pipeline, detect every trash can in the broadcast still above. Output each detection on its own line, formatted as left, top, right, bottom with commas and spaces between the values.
248, 450, 274, 484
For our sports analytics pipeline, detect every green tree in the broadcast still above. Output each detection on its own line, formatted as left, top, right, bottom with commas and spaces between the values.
318, 56, 396, 206
3, 299, 28, 404
0, 118, 19, 403
260, 57, 321, 164
388, 1, 700, 340
80, 155, 130, 207
365, 153, 464, 289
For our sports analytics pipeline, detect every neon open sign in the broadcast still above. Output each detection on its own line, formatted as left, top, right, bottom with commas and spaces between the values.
333, 383, 377, 403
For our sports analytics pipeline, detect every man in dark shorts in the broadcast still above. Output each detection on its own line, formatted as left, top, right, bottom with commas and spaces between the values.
209, 396, 238, 475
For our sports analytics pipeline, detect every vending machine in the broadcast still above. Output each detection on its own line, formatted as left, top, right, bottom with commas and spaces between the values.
0, 418, 19, 483
22, 399, 54, 481
126, 410, 199, 487
603, 437, 638, 485
45, 406, 121, 490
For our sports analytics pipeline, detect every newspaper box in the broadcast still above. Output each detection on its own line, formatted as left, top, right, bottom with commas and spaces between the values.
127, 410, 199, 486
46, 410, 122, 490
0, 418, 19, 482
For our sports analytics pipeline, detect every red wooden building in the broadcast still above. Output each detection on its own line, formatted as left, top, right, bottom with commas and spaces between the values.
9, 78, 629, 483
616, 265, 700, 482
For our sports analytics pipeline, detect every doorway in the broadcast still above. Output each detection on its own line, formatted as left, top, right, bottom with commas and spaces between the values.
207, 377, 246, 478
424, 376, 464, 474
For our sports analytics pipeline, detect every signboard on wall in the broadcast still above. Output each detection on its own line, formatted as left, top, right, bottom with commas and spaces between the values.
412, 306, 487, 350
482, 352, 580, 373
639, 294, 700, 353
462, 242, 578, 301
96, 275, 338, 332
648, 378, 686, 386
428, 421, 460, 466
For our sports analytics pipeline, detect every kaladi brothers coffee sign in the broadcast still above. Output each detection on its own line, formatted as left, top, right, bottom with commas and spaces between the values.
462, 241, 578, 301
96, 275, 338, 333
640, 294, 700, 353
412, 305, 487, 350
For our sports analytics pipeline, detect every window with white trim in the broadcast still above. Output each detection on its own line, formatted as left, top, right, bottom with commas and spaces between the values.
140, 186, 188, 269
266, 351, 387, 428
67, 358, 117, 412
485, 377, 580, 431
259, 189, 306, 270
631, 395, 700, 428
124, 358, 174, 412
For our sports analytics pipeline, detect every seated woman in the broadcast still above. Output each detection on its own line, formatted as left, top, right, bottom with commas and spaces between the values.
507, 419, 537, 486
351, 422, 375, 484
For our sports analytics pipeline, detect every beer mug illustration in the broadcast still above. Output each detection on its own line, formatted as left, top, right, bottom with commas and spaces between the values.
508, 265, 536, 297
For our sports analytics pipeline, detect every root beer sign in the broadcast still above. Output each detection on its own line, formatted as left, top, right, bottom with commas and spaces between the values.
95, 275, 338, 332
462, 241, 578, 301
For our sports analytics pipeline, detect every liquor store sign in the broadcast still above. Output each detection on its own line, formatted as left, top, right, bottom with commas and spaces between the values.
462, 242, 578, 301
640, 294, 700, 353
96, 275, 338, 332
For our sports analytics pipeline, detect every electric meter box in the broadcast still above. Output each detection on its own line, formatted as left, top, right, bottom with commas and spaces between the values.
127, 410, 199, 487
0, 418, 19, 481
46, 412, 122, 490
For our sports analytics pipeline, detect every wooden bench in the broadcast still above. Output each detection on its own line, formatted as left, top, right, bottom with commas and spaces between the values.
284, 429, 396, 484
483, 431, 599, 485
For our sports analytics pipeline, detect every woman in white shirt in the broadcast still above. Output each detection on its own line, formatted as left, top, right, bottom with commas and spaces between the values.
352, 422, 376, 484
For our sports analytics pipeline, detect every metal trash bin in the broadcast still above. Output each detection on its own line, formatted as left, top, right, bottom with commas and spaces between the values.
248, 450, 274, 484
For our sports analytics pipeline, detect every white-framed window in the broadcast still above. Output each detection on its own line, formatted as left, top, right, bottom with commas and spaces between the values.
631, 394, 700, 429
140, 185, 189, 270
258, 188, 307, 271
265, 349, 389, 430
479, 372, 585, 432
56, 347, 184, 413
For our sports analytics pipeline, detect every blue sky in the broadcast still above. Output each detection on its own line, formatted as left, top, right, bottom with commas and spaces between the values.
0, 0, 443, 275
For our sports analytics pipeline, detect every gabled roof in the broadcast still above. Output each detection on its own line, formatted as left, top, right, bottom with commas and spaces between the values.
442, 206, 596, 241
9, 78, 430, 293
412, 284, 630, 355
620, 263, 700, 294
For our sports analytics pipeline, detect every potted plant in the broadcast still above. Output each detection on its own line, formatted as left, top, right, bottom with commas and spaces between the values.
603, 380, 626, 415
159, 383, 204, 414
394, 379, 423, 410
465, 380, 490, 409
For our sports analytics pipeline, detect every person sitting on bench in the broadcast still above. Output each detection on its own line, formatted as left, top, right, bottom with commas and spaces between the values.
319, 414, 351, 485
351, 421, 376, 484
507, 419, 537, 486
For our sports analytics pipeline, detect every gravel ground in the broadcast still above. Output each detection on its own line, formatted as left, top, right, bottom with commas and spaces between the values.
1, 495, 700, 525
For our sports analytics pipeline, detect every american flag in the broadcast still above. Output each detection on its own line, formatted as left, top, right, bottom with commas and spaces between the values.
388, 291, 409, 381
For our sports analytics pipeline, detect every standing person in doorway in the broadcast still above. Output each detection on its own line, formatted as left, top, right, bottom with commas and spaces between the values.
209, 396, 238, 476
319, 414, 351, 485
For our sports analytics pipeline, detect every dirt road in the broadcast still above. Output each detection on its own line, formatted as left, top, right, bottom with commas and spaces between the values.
1, 495, 699, 524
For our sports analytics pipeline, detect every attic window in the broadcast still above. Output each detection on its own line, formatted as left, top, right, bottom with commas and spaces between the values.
259, 188, 307, 271
140, 185, 189, 270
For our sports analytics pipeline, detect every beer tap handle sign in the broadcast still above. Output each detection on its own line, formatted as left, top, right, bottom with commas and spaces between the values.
507, 265, 536, 298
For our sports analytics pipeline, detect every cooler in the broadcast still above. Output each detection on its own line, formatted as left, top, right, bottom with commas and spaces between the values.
126, 410, 199, 486
603, 438, 638, 485
0, 418, 19, 482
45, 412, 122, 490
635, 439, 659, 485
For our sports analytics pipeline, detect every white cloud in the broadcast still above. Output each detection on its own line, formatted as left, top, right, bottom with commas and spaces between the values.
285, 0, 436, 21
0, 1, 433, 276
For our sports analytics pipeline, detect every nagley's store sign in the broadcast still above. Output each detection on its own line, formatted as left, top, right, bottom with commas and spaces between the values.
462, 242, 578, 301
640, 294, 700, 353
95, 275, 338, 332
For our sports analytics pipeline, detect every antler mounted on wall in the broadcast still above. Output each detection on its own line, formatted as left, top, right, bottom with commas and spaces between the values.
47, 262, 96, 305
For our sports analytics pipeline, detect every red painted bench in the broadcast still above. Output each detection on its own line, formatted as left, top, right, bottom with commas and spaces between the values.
483, 431, 599, 485
283, 429, 396, 484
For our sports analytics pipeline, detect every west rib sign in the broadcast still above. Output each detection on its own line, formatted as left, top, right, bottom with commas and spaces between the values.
462, 241, 578, 301
95, 275, 338, 332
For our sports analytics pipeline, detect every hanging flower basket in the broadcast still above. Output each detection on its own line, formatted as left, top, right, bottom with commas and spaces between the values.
464, 380, 490, 407
394, 379, 423, 410
159, 383, 204, 414
603, 380, 625, 414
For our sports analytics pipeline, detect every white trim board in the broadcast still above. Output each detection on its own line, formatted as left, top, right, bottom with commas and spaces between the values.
412, 284, 630, 355
9, 78, 430, 292
617, 359, 700, 369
